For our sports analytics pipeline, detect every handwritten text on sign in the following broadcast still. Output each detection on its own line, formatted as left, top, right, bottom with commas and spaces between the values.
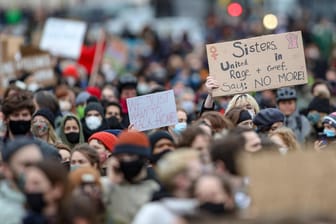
127, 90, 178, 131
206, 31, 308, 97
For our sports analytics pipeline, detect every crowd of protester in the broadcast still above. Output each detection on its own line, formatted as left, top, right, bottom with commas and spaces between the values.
0, 5, 336, 224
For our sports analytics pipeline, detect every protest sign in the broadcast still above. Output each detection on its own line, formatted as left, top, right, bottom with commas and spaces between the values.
127, 90, 178, 131
0, 46, 55, 89
40, 18, 87, 59
0, 35, 24, 61
206, 31, 308, 97
240, 150, 336, 219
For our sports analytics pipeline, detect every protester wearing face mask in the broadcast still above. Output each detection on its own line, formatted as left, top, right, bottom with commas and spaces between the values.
118, 75, 138, 128
315, 112, 336, 150
55, 85, 76, 115
306, 95, 332, 140
31, 109, 59, 145
149, 131, 175, 166
59, 114, 85, 150
88, 131, 117, 176
1, 90, 36, 142
0, 137, 43, 224
23, 159, 68, 224
104, 131, 159, 224
172, 108, 188, 135
82, 102, 109, 141
103, 102, 124, 129
225, 107, 254, 129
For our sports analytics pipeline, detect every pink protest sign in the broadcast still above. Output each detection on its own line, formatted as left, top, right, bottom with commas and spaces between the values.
127, 90, 178, 131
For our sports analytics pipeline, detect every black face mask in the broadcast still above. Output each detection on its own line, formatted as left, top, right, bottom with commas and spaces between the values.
119, 159, 146, 183
107, 116, 123, 129
150, 150, 172, 165
199, 202, 227, 215
25, 192, 46, 213
9, 120, 31, 136
65, 132, 80, 144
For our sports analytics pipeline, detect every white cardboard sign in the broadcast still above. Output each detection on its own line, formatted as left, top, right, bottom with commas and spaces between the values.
40, 18, 87, 59
127, 90, 178, 131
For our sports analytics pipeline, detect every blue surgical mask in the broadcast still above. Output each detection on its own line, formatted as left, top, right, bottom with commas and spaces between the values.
70, 165, 81, 172
181, 101, 195, 115
174, 122, 187, 134
307, 113, 320, 125
323, 129, 335, 137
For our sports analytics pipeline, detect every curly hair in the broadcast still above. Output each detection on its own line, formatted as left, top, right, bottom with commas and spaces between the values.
269, 127, 301, 151
2, 90, 35, 117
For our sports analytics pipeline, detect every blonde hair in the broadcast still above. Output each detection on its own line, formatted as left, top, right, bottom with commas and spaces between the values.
269, 127, 301, 151
47, 122, 59, 145
226, 94, 260, 115
156, 149, 200, 190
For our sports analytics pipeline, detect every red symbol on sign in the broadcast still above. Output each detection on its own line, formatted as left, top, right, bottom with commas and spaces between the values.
209, 46, 218, 61
285, 33, 298, 49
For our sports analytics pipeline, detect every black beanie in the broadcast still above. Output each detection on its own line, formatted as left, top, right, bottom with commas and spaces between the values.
308, 97, 331, 114
149, 131, 174, 153
33, 108, 55, 128
85, 102, 104, 117
2, 137, 40, 163
253, 108, 285, 132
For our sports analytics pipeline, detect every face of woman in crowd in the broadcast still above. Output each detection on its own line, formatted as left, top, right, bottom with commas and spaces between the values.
238, 119, 253, 129
31, 115, 49, 138
64, 119, 79, 134
177, 110, 187, 123
71, 151, 91, 170
89, 139, 110, 163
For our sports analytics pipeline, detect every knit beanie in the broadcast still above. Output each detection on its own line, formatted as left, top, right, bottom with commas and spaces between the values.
88, 131, 117, 152
85, 102, 104, 117
104, 129, 122, 137
2, 137, 40, 163
33, 108, 55, 128
308, 97, 331, 114
63, 64, 79, 80
86, 86, 102, 100
149, 131, 174, 153
322, 112, 336, 128
75, 91, 91, 106
253, 108, 285, 132
113, 131, 150, 158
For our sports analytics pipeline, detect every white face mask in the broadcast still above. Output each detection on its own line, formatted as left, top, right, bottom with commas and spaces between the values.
85, 116, 102, 130
59, 100, 72, 112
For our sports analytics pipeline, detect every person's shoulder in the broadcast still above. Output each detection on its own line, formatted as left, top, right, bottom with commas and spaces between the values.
132, 201, 174, 224
140, 179, 160, 191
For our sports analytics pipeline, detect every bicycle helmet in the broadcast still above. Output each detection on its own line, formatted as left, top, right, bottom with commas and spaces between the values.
276, 87, 297, 103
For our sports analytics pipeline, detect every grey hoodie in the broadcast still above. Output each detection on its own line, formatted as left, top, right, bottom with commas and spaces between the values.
0, 180, 26, 224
